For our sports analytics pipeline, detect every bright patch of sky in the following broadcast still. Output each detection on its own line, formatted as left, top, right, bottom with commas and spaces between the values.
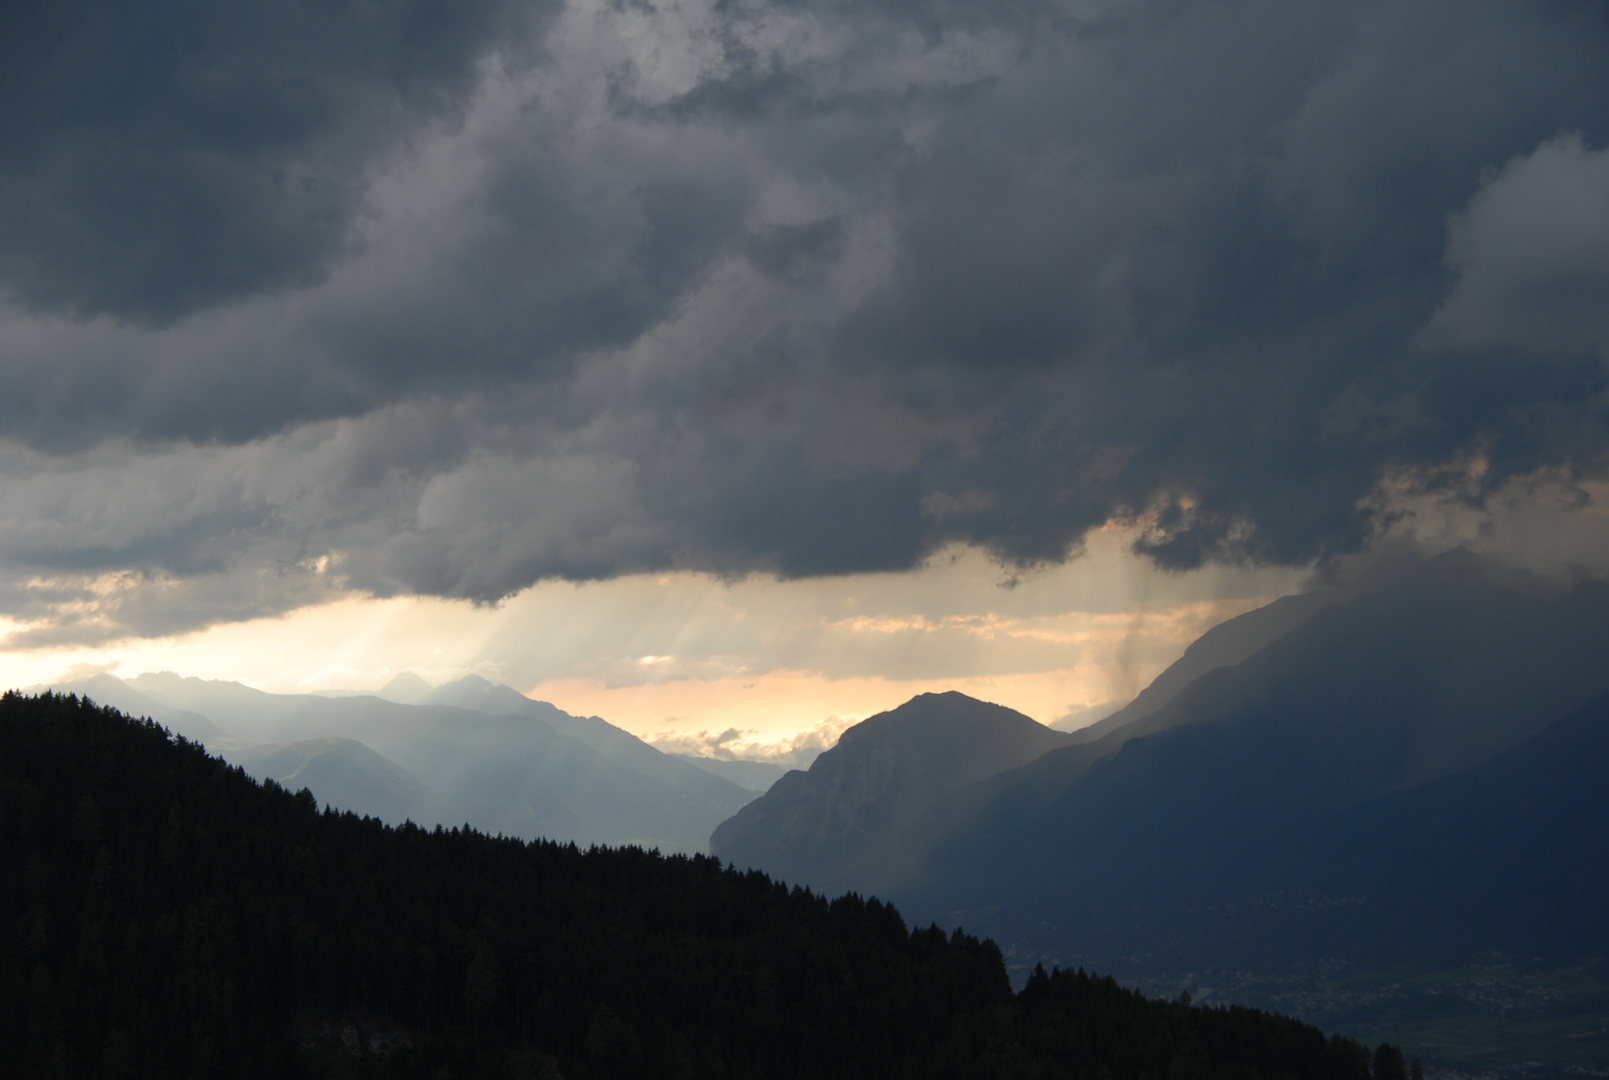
6, 525, 1302, 746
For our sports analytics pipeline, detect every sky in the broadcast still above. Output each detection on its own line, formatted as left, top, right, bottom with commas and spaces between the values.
2, 0, 1607, 752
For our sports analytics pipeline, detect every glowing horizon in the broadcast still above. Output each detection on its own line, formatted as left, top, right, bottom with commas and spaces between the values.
1, 529, 1305, 749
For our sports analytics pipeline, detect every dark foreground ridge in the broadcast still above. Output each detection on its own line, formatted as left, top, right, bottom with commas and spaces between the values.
2, 691, 1404, 1079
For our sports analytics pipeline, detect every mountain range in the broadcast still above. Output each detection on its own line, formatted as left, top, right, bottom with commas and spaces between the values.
43, 671, 758, 853
711, 551, 1609, 1066
36, 548, 1609, 1065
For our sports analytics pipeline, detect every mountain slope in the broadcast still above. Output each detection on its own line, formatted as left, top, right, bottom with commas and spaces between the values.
1064, 552, 1492, 746
1298, 689, 1609, 963
711, 691, 1072, 892
949, 688, 1609, 977
1063, 587, 1342, 742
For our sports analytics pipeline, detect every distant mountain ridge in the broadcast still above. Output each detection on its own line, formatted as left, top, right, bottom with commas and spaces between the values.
417, 674, 754, 811
229, 737, 467, 828
41, 671, 757, 852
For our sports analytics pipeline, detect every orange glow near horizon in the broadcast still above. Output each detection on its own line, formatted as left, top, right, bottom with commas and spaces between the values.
527, 670, 1084, 741
0, 534, 1307, 747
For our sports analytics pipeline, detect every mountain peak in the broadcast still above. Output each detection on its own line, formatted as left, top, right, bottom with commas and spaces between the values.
711, 691, 1071, 891
128, 670, 195, 695
422, 675, 533, 714
377, 671, 434, 704
830, 691, 1064, 764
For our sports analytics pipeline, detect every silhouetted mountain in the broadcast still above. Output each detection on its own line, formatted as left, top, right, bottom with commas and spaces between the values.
0, 690, 1396, 1079
889, 556, 1609, 977
712, 691, 1072, 893
230, 737, 465, 828
47, 672, 755, 852
672, 754, 788, 792
710, 554, 1609, 1034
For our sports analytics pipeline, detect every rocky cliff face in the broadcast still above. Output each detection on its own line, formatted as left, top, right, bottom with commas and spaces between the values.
709, 691, 1071, 893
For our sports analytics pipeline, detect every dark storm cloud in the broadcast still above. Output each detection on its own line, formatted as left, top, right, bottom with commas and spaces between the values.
1, 0, 1608, 639
0, 0, 551, 323
743, 219, 847, 284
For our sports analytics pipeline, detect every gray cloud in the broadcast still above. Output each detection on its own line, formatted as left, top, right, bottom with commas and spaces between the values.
0, 0, 547, 322
1, 0, 1607, 641
647, 717, 854, 768
1423, 134, 1609, 358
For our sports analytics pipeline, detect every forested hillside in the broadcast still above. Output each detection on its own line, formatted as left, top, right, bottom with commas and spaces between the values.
1, 691, 1399, 1079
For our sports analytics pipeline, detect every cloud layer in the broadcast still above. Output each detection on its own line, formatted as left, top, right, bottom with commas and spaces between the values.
2, 0, 1607, 643
647, 719, 855, 770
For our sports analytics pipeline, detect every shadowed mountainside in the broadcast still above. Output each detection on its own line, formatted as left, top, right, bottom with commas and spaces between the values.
705, 554, 1609, 1067
708, 581, 1361, 898
1294, 688, 1609, 963
711, 691, 1073, 894
712, 553, 1609, 970
1248, 685, 1609, 965
905, 560, 1609, 931
1062, 587, 1343, 742
819, 555, 1609, 906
